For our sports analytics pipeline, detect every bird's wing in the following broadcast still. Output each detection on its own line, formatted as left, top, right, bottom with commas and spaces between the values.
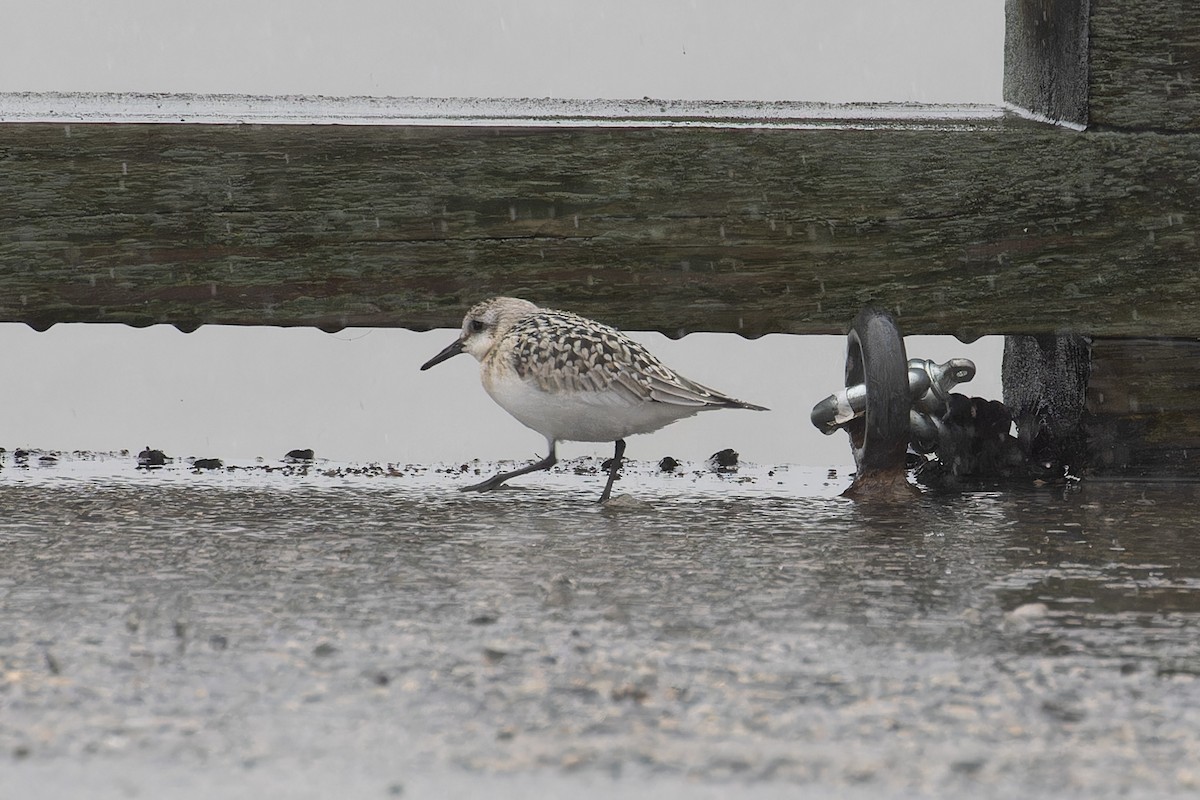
505, 310, 754, 408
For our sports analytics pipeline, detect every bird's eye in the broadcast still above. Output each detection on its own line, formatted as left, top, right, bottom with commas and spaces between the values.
470, 319, 485, 332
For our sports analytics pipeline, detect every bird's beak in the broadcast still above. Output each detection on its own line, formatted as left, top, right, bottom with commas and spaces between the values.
420, 338, 465, 370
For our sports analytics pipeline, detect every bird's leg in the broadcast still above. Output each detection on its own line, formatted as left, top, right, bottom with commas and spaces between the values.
598, 439, 626, 503
461, 442, 558, 493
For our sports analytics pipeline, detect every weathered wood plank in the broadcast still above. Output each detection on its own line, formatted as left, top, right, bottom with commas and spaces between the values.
1090, 0, 1200, 131
2, 119, 1199, 337
1002, 336, 1200, 478
1087, 338, 1200, 476
1003, 0, 1090, 127
1006, 0, 1200, 131
1002, 333, 1092, 469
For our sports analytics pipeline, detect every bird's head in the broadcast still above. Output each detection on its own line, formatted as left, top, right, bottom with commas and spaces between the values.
420, 296, 539, 370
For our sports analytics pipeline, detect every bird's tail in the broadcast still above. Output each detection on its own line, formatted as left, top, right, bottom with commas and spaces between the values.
724, 397, 769, 412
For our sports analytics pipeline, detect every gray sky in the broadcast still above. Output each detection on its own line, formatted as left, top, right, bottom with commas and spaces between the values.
2, 0, 1003, 102
0, 1, 1006, 465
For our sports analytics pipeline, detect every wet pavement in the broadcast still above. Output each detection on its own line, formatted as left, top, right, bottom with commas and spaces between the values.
3, 455, 1200, 798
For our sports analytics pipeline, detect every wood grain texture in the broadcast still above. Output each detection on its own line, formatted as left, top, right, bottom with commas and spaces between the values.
1090, 0, 1200, 131
1006, 0, 1200, 131
1003, 333, 1092, 469
1087, 338, 1200, 476
1004, 0, 1090, 127
2, 119, 1199, 337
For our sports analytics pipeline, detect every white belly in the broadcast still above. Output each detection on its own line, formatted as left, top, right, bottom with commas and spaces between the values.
483, 372, 702, 443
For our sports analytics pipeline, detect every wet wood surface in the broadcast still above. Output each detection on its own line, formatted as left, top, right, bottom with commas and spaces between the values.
3, 117, 1200, 338
1004, 0, 1090, 127
1005, 0, 1200, 132
1089, 0, 1200, 132
1087, 338, 1200, 477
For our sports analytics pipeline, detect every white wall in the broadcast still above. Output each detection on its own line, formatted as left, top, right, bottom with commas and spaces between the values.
2, 0, 1003, 102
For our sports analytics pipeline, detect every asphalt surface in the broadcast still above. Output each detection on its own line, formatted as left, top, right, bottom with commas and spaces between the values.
3, 456, 1200, 798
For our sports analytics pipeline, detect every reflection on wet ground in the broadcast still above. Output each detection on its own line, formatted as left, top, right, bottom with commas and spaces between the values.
3, 458, 1200, 798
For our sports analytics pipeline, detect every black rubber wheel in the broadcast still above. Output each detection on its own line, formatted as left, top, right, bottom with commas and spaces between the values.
843, 308, 912, 478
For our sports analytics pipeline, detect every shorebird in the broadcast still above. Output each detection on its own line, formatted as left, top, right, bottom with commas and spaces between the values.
420, 297, 767, 501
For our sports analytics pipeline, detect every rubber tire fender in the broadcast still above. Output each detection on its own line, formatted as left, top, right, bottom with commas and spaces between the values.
843, 307, 912, 477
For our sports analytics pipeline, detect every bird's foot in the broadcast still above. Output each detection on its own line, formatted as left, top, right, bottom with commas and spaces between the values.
460, 476, 509, 493
597, 470, 622, 503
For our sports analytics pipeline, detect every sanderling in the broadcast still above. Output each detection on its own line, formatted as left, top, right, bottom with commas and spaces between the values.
420, 297, 767, 502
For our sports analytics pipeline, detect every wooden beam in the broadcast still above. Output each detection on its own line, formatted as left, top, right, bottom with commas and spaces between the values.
1006, 0, 1200, 131
3, 118, 1199, 337
1004, 0, 1090, 127
1087, 338, 1200, 476
1090, 0, 1200, 132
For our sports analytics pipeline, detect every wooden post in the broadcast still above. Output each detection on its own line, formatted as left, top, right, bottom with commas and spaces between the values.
1087, 339, 1200, 476
1004, 0, 1090, 127
1089, 0, 1200, 132
1006, 0, 1200, 132
1002, 0, 1200, 477
1001, 333, 1092, 469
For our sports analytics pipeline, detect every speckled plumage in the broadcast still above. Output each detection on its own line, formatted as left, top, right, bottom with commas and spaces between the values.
420, 296, 767, 500
500, 306, 750, 408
